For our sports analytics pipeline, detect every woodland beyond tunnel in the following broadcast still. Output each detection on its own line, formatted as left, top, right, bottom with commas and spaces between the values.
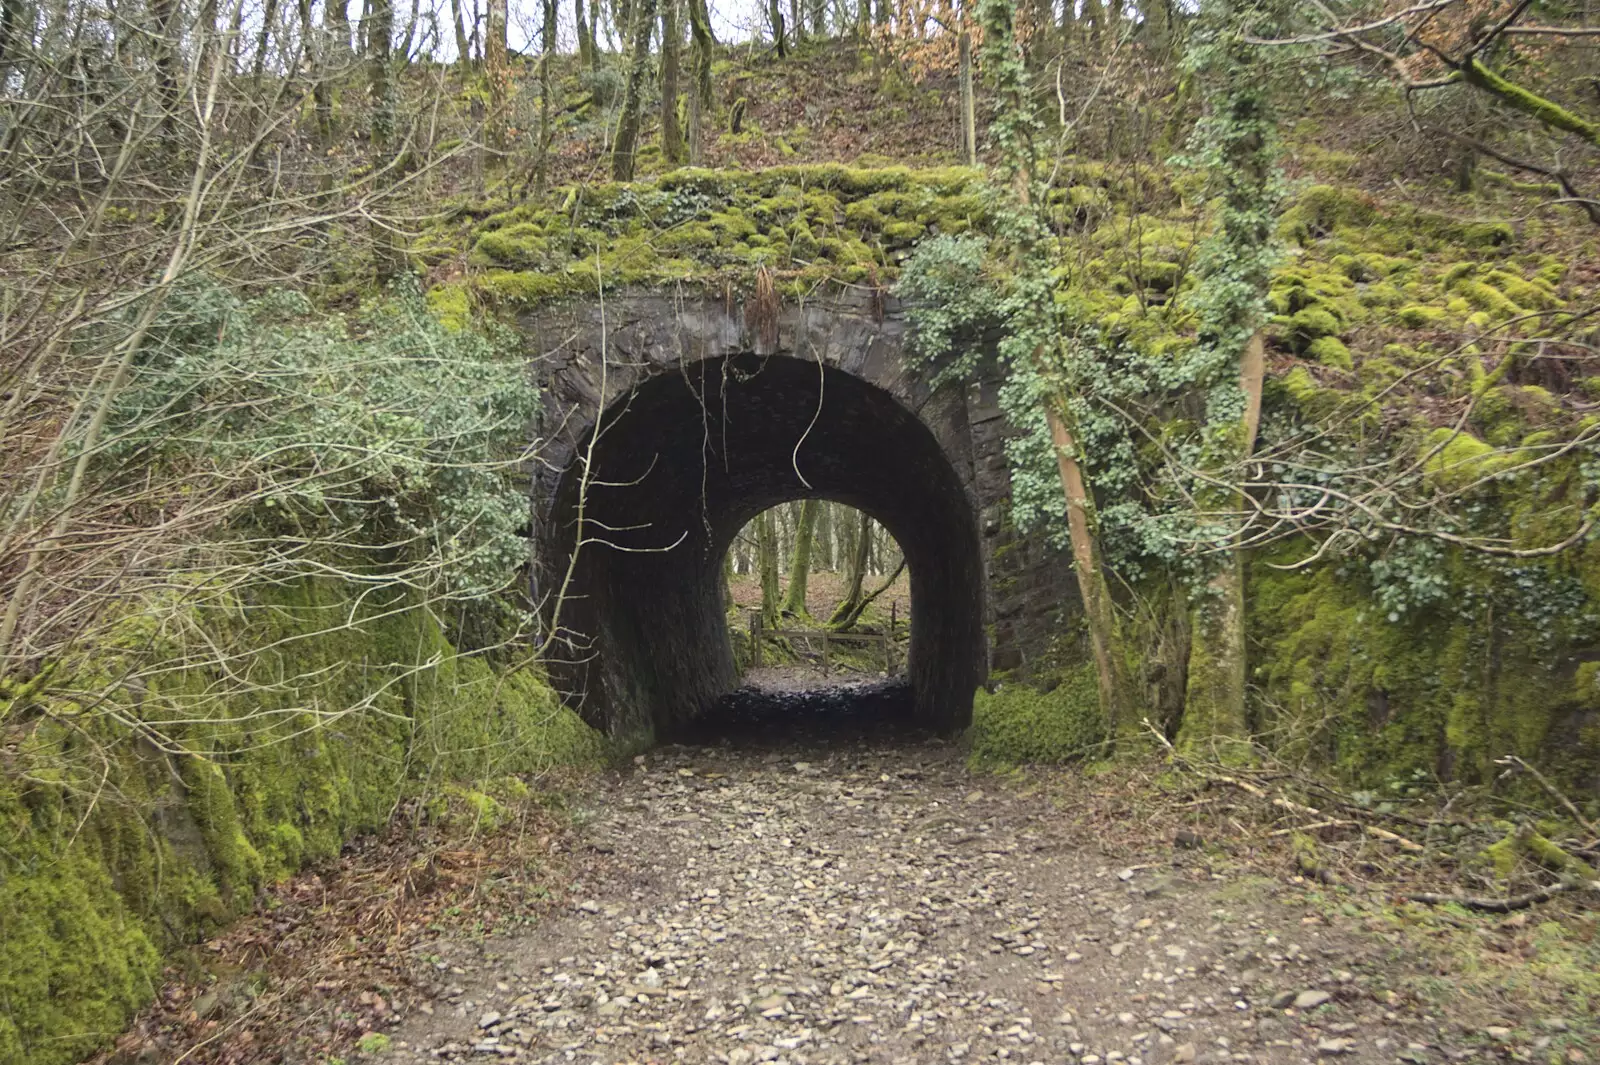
539, 352, 986, 741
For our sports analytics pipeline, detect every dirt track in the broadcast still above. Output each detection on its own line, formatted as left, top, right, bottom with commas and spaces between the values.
383, 725, 1465, 1065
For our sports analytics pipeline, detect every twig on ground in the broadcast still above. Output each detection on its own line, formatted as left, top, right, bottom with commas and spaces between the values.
1402, 879, 1600, 913
1495, 754, 1600, 844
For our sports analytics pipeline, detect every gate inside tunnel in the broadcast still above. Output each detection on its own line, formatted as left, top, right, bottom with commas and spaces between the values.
537, 350, 985, 739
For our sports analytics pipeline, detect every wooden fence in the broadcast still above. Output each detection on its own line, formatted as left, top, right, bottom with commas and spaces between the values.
747, 604, 900, 675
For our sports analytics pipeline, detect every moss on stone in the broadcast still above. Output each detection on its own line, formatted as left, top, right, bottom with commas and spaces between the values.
0, 578, 602, 1065
1308, 335, 1353, 370
969, 665, 1106, 765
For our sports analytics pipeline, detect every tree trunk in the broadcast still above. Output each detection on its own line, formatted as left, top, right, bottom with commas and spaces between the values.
781, 499, 819, 617
660, 0, 685, 163
327, 0, 351, 56
1144, 0, 1168, 49
0, 0, 22, 81
768, 0, 786, 55
149, 0, 180, 138
1177, 335, 1264, 756
537, 0, 555, 191
815, 502, 833, 570
485, 0, 508, 154
758, 509, 781, 629
982, 0, 1132, 733
1081, 0, 1103, 45
368, 0, 401, 281
958, 26, 976, 165
790, 0, 804, 43
1048, 406, 1133, 731
450, 0, 470, 67
399, 0, 422, 59
251, 0, 281, 89
828, 510, 873, 626
686, 0, 713, 163
610, 0, 657, 180
297, 0, 334, 144
575, 0, 594, 67
808, 0, 823, 37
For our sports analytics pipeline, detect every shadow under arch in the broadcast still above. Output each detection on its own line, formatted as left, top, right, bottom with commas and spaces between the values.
539, 351, 985, 741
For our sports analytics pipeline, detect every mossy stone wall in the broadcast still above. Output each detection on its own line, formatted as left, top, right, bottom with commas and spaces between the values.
0, 580, 601, 1065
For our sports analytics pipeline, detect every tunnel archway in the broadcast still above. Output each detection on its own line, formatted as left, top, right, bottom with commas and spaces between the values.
538, 352, 985, 740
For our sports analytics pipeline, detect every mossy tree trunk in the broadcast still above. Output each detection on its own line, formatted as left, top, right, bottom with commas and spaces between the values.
574, 0, 595, 67
958, 25, 977, 166
659, 0, 685, 164
447, 0, 471, 69
758, 508, 781, 629
536, 0, 556, 192
768, 0, 786, 56
1047, 405, 1135, 732
1173, 0, 1282, 758
484, 0, 509, 154
686, 0, 713, 162
829, 509, 872, 626
610, 0, 657, 181
367, 0, 401, 281
1178, 335, 1264, 756
781, 499, 819, 617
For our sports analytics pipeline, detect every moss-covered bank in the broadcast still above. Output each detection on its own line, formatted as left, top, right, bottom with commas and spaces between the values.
0, 580, 601, 1065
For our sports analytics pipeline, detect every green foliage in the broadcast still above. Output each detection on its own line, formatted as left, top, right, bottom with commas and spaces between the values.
969, 666, 1106, 764
896, 234, 998, 386
106, 281, 535, 605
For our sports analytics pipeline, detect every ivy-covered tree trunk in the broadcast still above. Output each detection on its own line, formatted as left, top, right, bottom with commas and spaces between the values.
1173, 0, 1282, 758
978, 0, 1134, 732
781, 499, 819, 617
1179, 334, 1264, 754
610, 0, 657, 181
536, 0, 556, 192
758, 508, 781, 629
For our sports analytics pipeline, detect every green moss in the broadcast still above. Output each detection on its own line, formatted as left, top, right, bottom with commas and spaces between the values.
0, 852, 160, 1064
1308, 335, 1352, 370
1396, 303, 1446, 328
426, 283, 473, 331
0, 579, 601, 1065
788, 219, 821, 261
1455, 278, 1522, 319
1423, 428, 1512, 488
1290, 305, 1343, 349
969, 665, 1106, 764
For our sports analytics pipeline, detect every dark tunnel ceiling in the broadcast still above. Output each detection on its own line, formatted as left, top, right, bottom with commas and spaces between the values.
542, 353, 985, 739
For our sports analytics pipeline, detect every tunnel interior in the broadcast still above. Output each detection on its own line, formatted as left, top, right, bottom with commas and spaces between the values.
540, 353, 985, 740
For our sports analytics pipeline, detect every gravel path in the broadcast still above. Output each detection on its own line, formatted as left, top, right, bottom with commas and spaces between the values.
385, 735, 1461, 1065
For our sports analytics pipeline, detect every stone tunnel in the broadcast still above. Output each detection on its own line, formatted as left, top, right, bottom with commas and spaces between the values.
525, 290, 1081, 740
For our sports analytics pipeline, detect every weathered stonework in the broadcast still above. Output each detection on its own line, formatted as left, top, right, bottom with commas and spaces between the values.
524, 288, 1077, 739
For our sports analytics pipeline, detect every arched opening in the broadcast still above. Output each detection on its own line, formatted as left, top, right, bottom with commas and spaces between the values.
727, 502, 909, 686
538, 352, 985, 740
